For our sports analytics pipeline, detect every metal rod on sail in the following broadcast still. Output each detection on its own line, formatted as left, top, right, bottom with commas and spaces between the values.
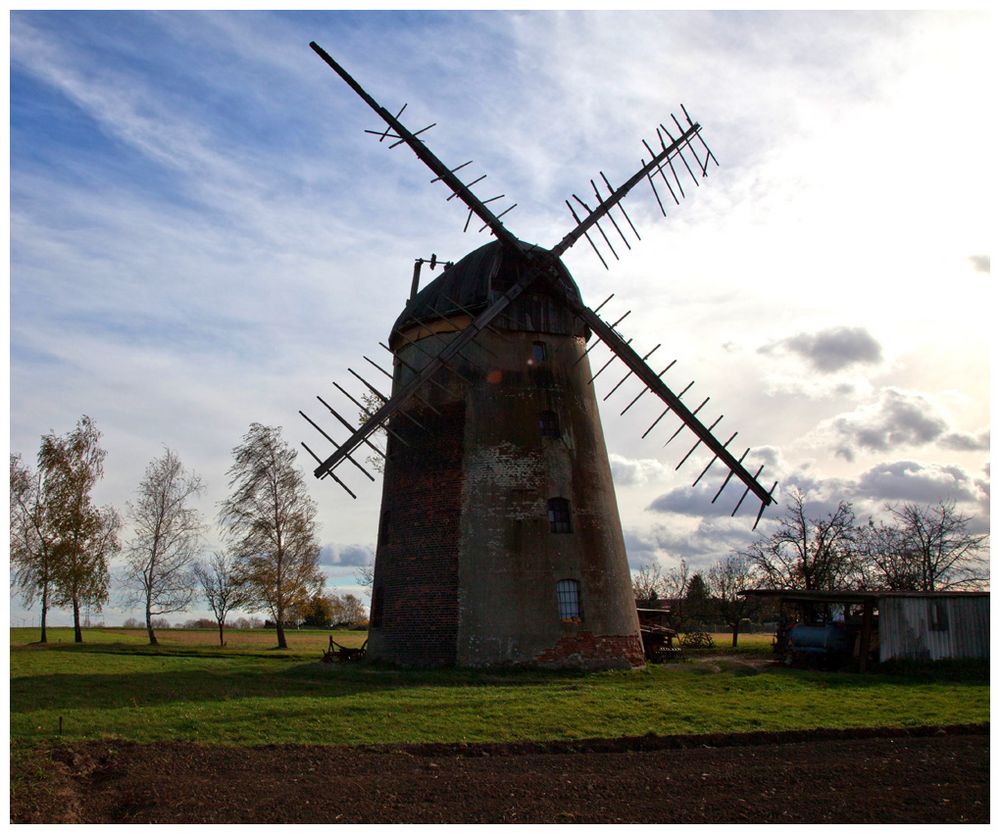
299, 410, 375, 482
551, 119, 702, 259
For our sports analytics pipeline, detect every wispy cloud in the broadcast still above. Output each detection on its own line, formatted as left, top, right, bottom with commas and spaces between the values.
10, 10, 991, 623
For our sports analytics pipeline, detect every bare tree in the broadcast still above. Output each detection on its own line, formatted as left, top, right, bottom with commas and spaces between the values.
39, 416, 120, 643
887, 501, 988, 591
124, 448, 204, 645
194, 551, 250, 646
662, 558, 691, 622
707, 553, 759, 647
856, 517, 916, 590
355, 560, 375, 592
663, 558, 690, 600
219, 423, 324, 649
631, 562, 667, 603
10, 454, 59, 643
741, 489, 857, 592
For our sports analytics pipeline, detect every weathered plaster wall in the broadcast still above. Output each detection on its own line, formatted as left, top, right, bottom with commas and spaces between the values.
454, 330, 642, 668
368, 283, 642, 669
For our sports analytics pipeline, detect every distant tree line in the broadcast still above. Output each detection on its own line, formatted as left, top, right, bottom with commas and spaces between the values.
11, 416, 368, 648
634, 488, 989, 647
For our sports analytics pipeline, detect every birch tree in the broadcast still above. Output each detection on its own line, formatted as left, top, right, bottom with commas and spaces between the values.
219, 423, 323, 649
124, 448, 204, 645
38, 416, 120, 643
194, 551, 250, 647
10, 454, 59, 642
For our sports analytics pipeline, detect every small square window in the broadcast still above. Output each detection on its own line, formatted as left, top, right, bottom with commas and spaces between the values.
548, 497, 572, 533
539, 410, 561, 438
929, 600, 949, 632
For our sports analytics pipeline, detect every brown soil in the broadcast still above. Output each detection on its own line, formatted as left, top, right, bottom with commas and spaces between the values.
11, 724, 987, 824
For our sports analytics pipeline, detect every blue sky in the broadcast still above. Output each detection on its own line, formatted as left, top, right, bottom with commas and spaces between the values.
8, 10, 992, 626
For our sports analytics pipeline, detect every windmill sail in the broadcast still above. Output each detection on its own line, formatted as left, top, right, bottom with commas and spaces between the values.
304, 42, 776, 525
309, 42, 520, 248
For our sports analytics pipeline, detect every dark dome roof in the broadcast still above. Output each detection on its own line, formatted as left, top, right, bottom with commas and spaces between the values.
391, 240, 584, 337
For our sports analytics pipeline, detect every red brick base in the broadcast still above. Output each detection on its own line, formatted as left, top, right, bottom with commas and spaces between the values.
534, 632, 645, 670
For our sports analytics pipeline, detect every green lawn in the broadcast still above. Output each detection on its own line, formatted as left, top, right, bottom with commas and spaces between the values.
9, 627, 988, 749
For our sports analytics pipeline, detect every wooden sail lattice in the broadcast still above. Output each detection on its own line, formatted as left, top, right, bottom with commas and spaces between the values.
300, 42, 777, 527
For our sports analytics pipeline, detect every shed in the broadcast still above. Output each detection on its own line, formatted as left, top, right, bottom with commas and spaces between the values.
877, 593, 989, 662
743, 589, 989, 668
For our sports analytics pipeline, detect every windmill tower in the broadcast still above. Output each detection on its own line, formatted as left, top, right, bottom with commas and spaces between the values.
301, 43, 777, 669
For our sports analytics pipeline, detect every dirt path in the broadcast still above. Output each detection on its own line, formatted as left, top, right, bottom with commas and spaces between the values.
11, 725, 988, 823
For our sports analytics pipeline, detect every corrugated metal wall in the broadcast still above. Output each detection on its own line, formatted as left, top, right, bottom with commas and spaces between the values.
879, 596, 990, 661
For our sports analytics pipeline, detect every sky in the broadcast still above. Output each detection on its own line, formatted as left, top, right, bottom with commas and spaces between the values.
8, 10, 992, 627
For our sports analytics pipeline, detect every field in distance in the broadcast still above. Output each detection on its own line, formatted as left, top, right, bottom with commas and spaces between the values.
10, 626, 368, 655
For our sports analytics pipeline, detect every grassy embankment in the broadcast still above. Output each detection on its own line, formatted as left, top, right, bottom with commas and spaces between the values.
10, 627, 988, 750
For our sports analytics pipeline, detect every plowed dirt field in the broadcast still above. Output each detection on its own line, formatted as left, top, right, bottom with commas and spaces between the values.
12, 725, 987, 823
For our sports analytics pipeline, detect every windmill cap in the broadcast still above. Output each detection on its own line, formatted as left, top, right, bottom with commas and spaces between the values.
390, 239, 586, 342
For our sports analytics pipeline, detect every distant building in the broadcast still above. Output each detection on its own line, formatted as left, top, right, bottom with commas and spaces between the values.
743, 589, 989, 669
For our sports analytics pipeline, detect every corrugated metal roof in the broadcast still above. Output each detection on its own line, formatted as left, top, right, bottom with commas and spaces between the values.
743, 589, 989, 602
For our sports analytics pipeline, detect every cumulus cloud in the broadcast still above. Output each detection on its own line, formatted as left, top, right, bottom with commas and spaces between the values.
622, 528, 665, 569
647, 483, 731, 517
940, 430, 990, 452
633, 457, 989, 575
853, 460, 980, 504
319, 543, 374, 567
625, 518, 758, 573
646, 444, 789, 519
825, 387, 971, 461
787, 460, 987, 517
759, 326, 882, 373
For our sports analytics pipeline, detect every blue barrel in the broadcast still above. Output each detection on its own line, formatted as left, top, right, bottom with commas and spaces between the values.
788, 623, 852, 658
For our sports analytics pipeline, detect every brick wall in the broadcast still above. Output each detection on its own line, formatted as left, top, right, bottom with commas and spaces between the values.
533, 632, 646, 669
371, 400, 465, 667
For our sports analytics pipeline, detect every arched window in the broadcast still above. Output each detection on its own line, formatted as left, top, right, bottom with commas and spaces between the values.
556, 579, 582, 621
548, 497, 572, 533
539, 410, 560, 438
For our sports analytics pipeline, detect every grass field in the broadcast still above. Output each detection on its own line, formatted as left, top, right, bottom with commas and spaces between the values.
9, 627, 988, 750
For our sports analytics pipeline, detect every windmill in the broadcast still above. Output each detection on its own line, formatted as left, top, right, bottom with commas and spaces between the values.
301, 42, 777, 668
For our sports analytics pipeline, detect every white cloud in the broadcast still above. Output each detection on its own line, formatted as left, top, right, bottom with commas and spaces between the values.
319, 543, 374, 568
608, 453, 671, 487
10, 11, 992, 625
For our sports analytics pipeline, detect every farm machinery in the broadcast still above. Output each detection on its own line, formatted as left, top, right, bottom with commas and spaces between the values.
321, 635, 368, 663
